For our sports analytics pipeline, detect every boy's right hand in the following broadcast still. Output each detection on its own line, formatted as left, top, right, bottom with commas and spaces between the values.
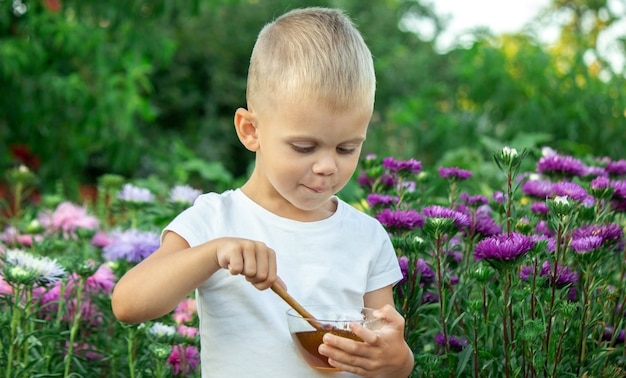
213, 237, 278, 290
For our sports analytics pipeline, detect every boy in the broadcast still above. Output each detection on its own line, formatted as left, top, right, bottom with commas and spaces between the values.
112, 7, 414, 377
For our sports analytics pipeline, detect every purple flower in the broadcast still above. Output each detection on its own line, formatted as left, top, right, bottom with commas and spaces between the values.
375, 208, 424, 231
459, 192, 489, 207
398, 256, 409, 285
366, 193, 397, 207
606, 160, 626, 176
423, 205, 471, 228
102, 229, 160, 263
570, 236, 603, 254
540, 261, 578, 287
492, 191, 507, 204
382, 157, 422, 174
591, 176, 610, 191
416, 258, 436, 285
602, 326, 626, 343
519, 265, 534, 281
571, 223, 623, 251
474, 232, 535, 262
434, 333, 468, 352
438, 167, 472, 180
552, 181, 594, 205
472, 210, 502, 237
357, 172, 394, 190
537, 154, 585, 177
522, 179, 553, 198
530, 202, 549, 215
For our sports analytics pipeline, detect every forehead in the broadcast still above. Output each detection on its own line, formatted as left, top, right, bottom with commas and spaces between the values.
257, 98, 372, 140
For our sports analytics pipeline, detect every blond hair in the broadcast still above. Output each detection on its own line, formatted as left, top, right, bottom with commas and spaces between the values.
247, 7, 376, 112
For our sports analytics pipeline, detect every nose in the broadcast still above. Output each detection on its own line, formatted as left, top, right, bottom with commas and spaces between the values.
312, 154, 338, 176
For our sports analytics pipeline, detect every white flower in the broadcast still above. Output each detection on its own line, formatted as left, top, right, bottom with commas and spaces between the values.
148, 322, 177, 338
117, 184, 155, 203
502, 146, 518, 159
3, 249, 66, 284
554, 195, 569, 205
169, 185, 202, 204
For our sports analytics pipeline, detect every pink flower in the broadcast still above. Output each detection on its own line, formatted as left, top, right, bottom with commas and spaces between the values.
173, 298, 197, 324
91, 230, 111, 248
168, 345, 200, 376
65, 341, 104, 360
177, 325, 199, 339
0, 276, 12, 295
38, 202, 99, 238
85, 264, 116, 294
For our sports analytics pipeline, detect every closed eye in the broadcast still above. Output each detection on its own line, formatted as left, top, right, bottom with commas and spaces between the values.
337, 146, 357, 155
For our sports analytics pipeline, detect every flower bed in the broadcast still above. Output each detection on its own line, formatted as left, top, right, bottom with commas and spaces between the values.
1, 147, 625, 377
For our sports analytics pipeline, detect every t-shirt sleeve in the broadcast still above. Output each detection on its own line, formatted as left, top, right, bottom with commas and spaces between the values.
366, 224, 403, 293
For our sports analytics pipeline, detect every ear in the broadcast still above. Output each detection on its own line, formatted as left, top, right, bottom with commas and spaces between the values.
234, 108, 260, 152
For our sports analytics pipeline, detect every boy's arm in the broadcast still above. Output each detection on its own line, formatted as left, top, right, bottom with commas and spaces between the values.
111, 231, 277, 323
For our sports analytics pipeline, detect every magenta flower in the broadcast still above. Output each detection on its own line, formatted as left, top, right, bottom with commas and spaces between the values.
606, 160, 626, 176
168, 344, 200, 376
177, 325, 199, 338
38, 202, 99, 238
459, 192, 488, 207
438, 166, 472, 180
434, 333, 468, 352
85, 264, 116, 294
474, 232, 535, 263
102, 229, 160, 263
382, 157, 422, 174
522, 179, 553, 198
422, 205, 470, 228
366, 193, 397, 207
540, 261, 579, 287
530, 202, 549, 215
375, 208, 424, 231
90, 230, 111, 248
552, 181, 594, 205
537, 154, 585, 177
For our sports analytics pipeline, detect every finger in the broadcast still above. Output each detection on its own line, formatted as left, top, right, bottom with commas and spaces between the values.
350, 323, 382, 345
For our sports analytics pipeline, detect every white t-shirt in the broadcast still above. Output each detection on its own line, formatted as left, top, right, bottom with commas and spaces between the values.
164, 189, 402, 378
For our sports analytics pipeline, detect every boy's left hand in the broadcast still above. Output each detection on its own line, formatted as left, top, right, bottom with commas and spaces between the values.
318, 304, 413, 378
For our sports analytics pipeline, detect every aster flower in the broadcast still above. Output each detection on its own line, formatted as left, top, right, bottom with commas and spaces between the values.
438, 167, 472, 180
552, 181, 594, 205
570, 223, 623, 251
416, 258, 436, 285
540, 261, 579, 287
366, 193, 397, 208
173, 298, 198, 324
148, 322, 177, 339
375, 208, 424, 232
606, 159, 626, 176
530, 202, 549, 215
471, 210, 502, 237
177, 325, 199, 339
38, 202, 100, 238
522, 179, 553, 199
474, 232, 535, 266
169, 185, 202, 204
570, 235, 603, 254
382, 157, 422, 174
168, 344, 200, 376
85, 264, 116, 294
537, 154, 585, 177
2, 249, 66, 285
434, 333, 468, 352
102, 229, 160, 263
459, 192, 489, 207
117, 183, 155, 203
422, 205, 470, 228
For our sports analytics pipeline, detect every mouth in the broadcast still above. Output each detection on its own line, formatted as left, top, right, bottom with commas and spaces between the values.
304, 184, 330, 194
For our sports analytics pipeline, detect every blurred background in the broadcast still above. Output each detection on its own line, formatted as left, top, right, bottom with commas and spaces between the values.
1, 0, 625, 199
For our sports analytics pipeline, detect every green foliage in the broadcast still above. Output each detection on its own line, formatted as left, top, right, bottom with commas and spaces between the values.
1, 0, 625, 201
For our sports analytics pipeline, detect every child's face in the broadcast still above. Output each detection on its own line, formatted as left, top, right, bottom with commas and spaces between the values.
250, 100, 372, 219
